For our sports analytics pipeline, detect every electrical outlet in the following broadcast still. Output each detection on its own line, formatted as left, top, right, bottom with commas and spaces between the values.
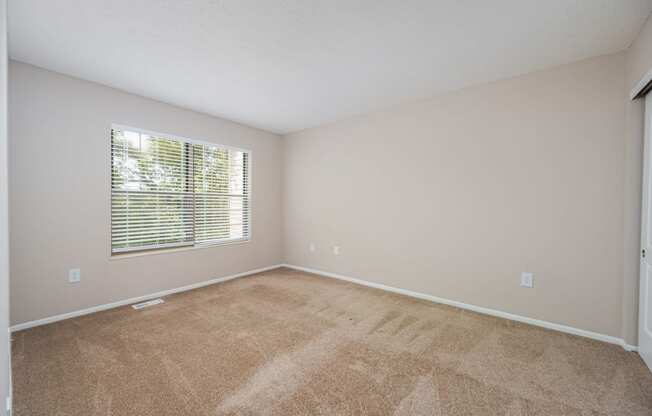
68, 268, 81, 283
333, 245, 340, 255
520, 272, 534, 288
309, 242, 316, 252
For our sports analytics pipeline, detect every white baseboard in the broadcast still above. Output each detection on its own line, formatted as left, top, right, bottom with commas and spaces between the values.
10, 264, 284, 332
281, 264, 638, 352
11, 262, 639, 353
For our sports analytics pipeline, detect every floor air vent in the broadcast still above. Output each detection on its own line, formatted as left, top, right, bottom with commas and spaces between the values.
131, 298, 164, 310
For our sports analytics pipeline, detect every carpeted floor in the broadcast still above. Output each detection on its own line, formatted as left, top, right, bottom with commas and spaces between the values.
11, 267, 652, 415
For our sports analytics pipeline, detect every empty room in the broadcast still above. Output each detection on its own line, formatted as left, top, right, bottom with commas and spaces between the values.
2, 0, 652, 415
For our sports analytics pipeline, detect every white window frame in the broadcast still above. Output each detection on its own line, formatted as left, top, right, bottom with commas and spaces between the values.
109, 123, 252, 257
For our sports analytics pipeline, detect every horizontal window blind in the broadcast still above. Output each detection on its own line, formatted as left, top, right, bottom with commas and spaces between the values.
111, 127, 250, 253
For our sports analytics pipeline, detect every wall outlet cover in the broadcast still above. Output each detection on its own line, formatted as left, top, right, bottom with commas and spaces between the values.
309, 242, 316, 252
68, 268, 81, 283
520, 272, 534, 288
333, 246, 340, 255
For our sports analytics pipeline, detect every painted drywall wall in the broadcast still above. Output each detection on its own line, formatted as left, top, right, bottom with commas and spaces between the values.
8, 18, 651, 349
622, 13, 652, 346
0, 1, 8, 413
8, 61, 283, 325
283, 53, 627, 338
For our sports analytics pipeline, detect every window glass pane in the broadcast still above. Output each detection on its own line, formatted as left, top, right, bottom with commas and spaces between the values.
193, 144, 248, 244
111, 127, 250, 253
111, 128, 193, 252
111, 130, 188, 193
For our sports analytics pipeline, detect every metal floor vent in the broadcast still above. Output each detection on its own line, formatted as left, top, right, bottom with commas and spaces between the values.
131, 298, 164, 310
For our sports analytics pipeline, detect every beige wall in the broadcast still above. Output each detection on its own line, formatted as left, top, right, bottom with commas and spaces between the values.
622, 14, 652, 345
283, 53, 627, 338
0, 1, 9, 413
8, 61, 283, 325
8, 19, 652, 347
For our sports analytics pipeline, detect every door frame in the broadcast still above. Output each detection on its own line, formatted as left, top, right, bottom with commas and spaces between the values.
639, 93, 652, 370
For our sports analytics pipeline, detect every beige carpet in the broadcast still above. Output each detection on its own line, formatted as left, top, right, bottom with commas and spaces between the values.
11, 267, 652, 415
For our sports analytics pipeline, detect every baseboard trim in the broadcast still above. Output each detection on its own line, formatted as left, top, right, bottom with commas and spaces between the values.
11, 263, 639, 352
282, 264, 638, 352
10, 264, 284, 332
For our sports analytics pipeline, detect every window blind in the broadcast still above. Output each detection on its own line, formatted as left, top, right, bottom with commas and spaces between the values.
111, 127, 250, 253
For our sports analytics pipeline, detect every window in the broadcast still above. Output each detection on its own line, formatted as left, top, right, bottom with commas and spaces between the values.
111, 126, 250, 254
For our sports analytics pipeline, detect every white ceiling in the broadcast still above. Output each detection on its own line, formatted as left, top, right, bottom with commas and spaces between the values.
8, 1, 652, 134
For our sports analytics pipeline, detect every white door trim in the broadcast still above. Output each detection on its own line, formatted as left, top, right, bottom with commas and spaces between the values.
639, 93, 652, 370
631, 67, 652, 100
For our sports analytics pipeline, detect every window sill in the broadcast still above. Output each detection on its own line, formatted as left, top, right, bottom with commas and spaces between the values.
109, 238, 251, 260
